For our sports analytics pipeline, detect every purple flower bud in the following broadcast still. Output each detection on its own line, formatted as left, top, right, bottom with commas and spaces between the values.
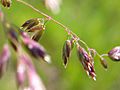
108, 46, 120, 61
0, 44, 10, 78
77, 45, 96, 80
21, 32, 51, 63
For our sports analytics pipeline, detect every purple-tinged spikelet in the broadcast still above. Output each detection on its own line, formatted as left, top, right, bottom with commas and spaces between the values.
77, 44, 96, 80
21, 18, 44, 31
21, 18, 45, 41
108, 46, 120, 61
62, 39, 74, 68
100, 57, 108, 69
31, 26, 45, 41
1, 0, 11, 8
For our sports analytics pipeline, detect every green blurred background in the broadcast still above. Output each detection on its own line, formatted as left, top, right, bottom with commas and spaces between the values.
0, 0, 120, 90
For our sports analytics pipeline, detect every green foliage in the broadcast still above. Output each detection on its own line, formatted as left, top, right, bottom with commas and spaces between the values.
0, 0, 120, 90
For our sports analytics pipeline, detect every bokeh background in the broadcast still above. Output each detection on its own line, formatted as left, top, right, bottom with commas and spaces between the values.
0, 0, 120, 90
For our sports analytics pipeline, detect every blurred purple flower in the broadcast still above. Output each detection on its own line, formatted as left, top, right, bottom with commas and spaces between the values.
7, 28, 18, 51
16, 47, 46, 90
16, 58, 26, 88
27, 69, 46, 90
0, 44, 10, 78
21, 32, 51, 63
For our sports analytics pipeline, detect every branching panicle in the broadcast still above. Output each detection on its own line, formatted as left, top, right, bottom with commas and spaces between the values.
0, 0, 120, 89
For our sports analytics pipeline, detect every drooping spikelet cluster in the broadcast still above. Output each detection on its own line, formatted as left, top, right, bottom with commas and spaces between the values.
62, 35, 120, 80
0, 0, 120, 90
62, 37, 96, 80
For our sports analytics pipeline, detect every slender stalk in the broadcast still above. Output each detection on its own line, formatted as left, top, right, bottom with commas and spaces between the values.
101, 54, 108, 57
96, 50, 108, 60
79, 39, 91, 54
16, 0, 102, 57
16, 0, 79, 39
96, 51, 102, 58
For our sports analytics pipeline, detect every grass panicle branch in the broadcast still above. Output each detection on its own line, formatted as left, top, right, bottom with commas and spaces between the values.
1, 0, 120, 89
